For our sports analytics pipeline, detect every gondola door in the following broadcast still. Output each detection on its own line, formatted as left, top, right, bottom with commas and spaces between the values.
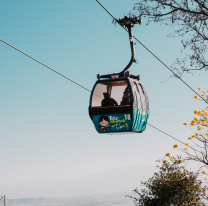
132, 81, 142, 132
90, 79, 133, 134
137, 83, 149, 132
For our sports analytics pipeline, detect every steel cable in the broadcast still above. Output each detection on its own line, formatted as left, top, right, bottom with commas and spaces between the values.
96, 0, 208, 104
0, 39, 91, 93
147, 123, 202, 154
68, 0, 207, 104
0, 38, 202, 154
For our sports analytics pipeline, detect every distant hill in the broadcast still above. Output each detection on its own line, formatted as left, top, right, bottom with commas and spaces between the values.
1, 164, 156, 198
3, 197, 49, 205
0, 193, 135, 206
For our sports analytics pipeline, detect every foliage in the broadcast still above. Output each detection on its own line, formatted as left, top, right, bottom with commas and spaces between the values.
132, 0, 208, 76
178, 88, 208, 169
128, 157, 207, 206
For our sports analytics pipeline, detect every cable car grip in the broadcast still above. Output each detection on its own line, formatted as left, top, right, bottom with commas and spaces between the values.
97, 16, 140, 80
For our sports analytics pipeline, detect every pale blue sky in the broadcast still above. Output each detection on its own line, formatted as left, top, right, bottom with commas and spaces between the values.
0, 0, 208, 190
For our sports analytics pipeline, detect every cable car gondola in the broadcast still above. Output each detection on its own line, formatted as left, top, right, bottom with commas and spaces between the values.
89, 16, 149, 134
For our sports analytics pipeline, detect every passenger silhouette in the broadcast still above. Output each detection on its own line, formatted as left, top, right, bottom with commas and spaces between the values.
120, 86, 131, 105
101, 93, 118, 107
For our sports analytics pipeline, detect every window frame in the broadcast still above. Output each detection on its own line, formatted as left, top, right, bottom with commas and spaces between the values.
90, 78, 133, 108
138, 83, 145, 94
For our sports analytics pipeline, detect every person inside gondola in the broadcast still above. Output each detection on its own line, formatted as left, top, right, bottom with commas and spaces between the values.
101, 92, 118, 107
120, 86, 131, 105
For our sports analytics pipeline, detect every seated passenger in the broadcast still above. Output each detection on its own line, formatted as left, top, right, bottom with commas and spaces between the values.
120, 86, 131, 105
101, 93, 118, 107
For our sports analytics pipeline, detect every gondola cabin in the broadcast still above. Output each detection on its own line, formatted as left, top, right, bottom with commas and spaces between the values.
89, 76, 149, 134
89, 15, 149, 134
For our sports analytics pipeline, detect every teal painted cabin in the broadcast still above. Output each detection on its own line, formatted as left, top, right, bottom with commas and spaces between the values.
89, 77, 149, 134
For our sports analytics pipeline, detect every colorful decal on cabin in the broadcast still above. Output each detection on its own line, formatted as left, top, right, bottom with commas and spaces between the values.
92, 110, 149, 134
98, 115, 110, 132
93, 113, 132, 133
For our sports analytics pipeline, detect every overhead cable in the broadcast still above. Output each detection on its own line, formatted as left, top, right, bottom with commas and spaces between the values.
68, 0, 126, 49
0, 38, 202, 154
147, 123, 202, 154
68, 0, 207, 104
0, 39, 91, 92
96, 0, 208, 105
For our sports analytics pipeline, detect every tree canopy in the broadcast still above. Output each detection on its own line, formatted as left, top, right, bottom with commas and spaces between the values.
128, 157, 207, 206
132, 0, 208, 76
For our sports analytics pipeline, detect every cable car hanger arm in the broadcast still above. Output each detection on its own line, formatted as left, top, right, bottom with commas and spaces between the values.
96, 0, 141, 80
